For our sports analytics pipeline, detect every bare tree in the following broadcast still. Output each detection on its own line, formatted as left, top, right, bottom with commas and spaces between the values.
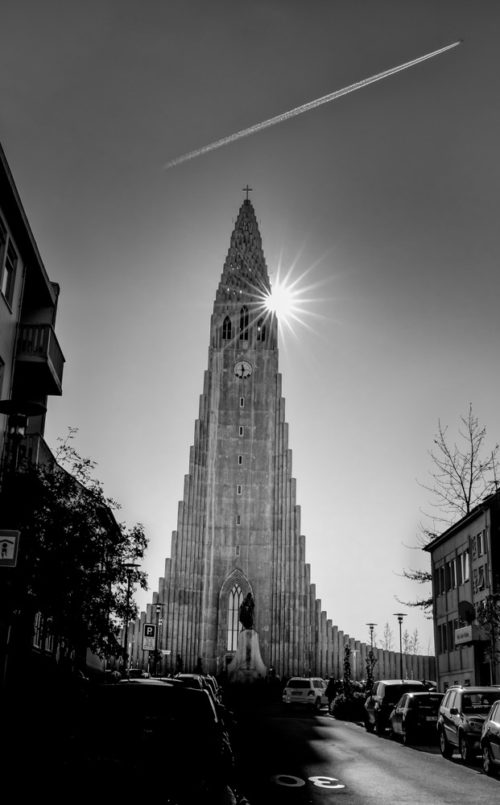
400, 405, 499, 615
381, 622, 394, 651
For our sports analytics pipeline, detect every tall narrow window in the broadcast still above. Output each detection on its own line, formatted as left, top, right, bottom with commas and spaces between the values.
239, 306, 249, 340
239, 426, 244, 437
222, 316, 232, 340
227, 584, 243, 650
237, 484, 242, 495
0, 222, 17, 307
238, 455, 243, 465
256, 318, 266, 342
240, 397, 244, 408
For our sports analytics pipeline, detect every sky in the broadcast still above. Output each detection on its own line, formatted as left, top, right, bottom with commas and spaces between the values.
2, 1, 500, 656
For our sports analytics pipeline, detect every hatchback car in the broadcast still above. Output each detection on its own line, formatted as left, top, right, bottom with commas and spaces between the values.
282, 677, 328, 712
365, 680, 427, 735
480, 698, 500, 776
389, 691, 444, 744
437, 685, 500, 763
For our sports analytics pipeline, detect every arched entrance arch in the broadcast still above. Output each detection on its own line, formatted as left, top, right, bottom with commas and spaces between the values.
218, 569, 253, 669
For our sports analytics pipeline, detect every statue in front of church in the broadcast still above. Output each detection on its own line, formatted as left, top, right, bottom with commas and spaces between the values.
239, 592, 255, 630
227, 589, 266, 684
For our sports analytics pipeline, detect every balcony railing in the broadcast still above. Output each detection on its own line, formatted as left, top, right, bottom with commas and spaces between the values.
16, 324, 65, 395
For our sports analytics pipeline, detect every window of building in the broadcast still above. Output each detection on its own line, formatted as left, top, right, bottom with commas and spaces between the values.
236, 515, 241, 525
222, 316, 232, 340
238, 455, 242, 465
459, 550, 470, 583
0, 219, 17, 308
478, 565, 486, 591
256, 318, 266, 342
237, 484, 242, 495
0, 356, 4, 398
239, 306, 249, 340
239, 426, 244, 436
33, 612, 43, 649
227, 584, 243, 651
477, 530, 485, 557
240, 397, 244, 408
445, 559, 456, 590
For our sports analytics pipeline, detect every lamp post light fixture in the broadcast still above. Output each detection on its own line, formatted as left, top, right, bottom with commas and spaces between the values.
122, 563, 140, 677
366, 622, 377, 650
393, 612, 407, 682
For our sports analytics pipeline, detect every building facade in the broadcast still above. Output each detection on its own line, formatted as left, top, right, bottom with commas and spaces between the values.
132, 196, 435, 682
424, 490, 500, 689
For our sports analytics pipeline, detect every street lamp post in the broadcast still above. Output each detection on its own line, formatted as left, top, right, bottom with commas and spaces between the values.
122, 563, 139, 678
154, 603, 162, 676
393, 612, 407, 682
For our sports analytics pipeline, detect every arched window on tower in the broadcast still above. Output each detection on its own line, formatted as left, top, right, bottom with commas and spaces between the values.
227, 584, 243, 651
256, 318, 266, 342
239, 306, 249, 340
222, 316, 232, 340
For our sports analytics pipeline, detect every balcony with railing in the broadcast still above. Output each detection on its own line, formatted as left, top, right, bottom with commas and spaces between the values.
15, 324, 65, 396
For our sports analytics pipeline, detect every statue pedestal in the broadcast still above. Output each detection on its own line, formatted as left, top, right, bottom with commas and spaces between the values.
227, 629, 267, 684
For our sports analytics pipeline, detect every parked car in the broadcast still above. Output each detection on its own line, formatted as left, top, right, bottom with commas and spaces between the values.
365, 680, 427, 735
389, 691, 444, 744
437, 685, 500, 763
480, 697, 500, 775
67, 678, 237, 801
282, 677, 328, 712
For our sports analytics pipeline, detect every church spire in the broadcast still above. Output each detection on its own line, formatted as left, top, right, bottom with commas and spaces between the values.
216, 194, 271, 305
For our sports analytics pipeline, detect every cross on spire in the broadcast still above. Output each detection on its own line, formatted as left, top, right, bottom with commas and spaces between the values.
242, 184, 253, 200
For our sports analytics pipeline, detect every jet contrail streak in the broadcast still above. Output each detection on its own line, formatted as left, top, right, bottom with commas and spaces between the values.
164, 40, 461, 169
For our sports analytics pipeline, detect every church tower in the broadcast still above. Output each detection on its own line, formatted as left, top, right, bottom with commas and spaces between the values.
156, 194, 318, 678
132, 193, 437, 684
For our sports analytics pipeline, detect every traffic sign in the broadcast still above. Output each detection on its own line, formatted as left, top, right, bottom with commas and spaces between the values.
0, 530, 20, 567
142, 623, 156, 651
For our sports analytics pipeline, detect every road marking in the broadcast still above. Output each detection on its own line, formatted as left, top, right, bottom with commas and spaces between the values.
272, 774, 346, 791
272, 774, 305, 788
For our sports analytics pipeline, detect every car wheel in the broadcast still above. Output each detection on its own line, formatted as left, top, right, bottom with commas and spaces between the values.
402, 730, 414, 746
439, 729, 453, 759
482, 743, 496, 776
459, 734, 473, 764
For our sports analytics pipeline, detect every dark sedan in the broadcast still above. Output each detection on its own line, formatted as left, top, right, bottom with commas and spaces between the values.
389, 691, 444, 745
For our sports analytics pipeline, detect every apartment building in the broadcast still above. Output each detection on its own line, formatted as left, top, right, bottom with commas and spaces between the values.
424, 490, 500, 689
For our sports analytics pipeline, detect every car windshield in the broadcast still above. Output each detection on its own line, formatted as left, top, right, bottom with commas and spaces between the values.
462, 691, 500, 714
287, 679, 310, 689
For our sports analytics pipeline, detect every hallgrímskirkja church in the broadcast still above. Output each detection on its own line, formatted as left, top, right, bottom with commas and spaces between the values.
130, 195, 434, 683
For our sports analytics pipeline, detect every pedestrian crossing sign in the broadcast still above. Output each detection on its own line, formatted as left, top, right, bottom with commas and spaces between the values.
0, 530, 20, 567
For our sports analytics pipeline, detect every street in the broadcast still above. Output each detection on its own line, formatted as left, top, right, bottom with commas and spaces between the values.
232, 701, 500, 805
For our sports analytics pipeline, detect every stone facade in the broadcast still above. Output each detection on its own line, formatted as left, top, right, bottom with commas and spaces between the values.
131, 198, 435, 683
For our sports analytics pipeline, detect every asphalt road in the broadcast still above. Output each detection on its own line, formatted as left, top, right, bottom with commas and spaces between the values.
232, 701, 500, 805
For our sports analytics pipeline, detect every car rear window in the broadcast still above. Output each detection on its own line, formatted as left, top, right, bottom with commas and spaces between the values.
382, 684, 423, 703
462, 691, 500, 713
408, 694, 443, 711
287, 679, 311, 689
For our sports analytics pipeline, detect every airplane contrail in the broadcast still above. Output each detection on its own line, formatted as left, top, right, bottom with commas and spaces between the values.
164, 40, 461, 170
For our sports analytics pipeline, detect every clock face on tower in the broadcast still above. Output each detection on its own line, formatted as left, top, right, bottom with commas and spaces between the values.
234, 360, 253, 379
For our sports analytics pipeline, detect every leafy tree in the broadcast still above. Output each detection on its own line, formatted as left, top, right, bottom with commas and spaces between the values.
1, 428, 148, 667
401, 405, 499, 614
